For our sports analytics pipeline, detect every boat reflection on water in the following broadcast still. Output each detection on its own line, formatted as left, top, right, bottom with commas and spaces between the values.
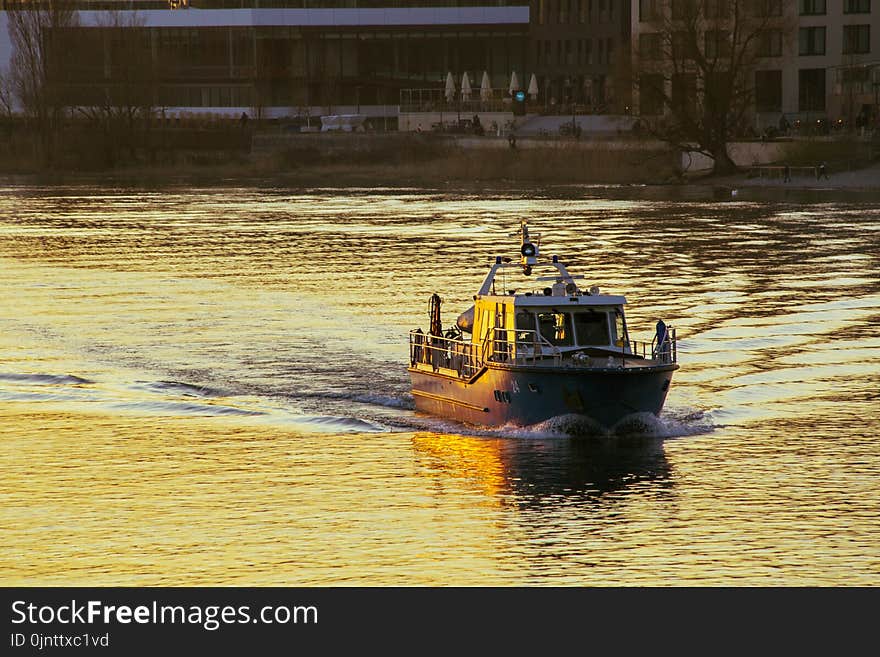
411, 432, 672, 505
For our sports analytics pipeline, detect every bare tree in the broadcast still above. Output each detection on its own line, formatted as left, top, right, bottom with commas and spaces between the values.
73, 10, 156, 166
0, 67, 15, 148
634, 0, 790, 175
0, 68, 14, 119
6, 0, 79, 165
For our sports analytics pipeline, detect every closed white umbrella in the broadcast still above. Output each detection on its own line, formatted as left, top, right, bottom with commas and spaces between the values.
480, 71, 492, 101
461, 71, 472, 100
509, 71, 520, 95
445, 72, 456, 103
528, 73, 539, 100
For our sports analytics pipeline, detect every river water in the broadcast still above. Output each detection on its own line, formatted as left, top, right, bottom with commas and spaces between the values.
1, 182, 878, 585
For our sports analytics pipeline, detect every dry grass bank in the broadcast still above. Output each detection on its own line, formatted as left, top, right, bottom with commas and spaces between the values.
0, 127, 678, 186
264, 138, 678, 186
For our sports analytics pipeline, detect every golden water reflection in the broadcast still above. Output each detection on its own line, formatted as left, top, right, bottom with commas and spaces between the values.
1, 185, 879, 585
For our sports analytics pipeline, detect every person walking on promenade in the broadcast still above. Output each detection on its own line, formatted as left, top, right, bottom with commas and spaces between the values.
783, 164, 791, 183
818, 161, 829, 180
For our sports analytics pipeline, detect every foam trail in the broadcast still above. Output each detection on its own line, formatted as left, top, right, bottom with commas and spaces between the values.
0, 372, 93, 385
367, 407, 717, 440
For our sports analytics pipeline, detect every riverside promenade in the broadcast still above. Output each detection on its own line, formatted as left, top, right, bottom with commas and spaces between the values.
716, 160, 880, 192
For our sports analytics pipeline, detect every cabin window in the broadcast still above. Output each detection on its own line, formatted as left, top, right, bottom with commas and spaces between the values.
613, 310, 627, 347
537, 312, 574, 346
573, 311, 610, 345
515, 311, 536, 339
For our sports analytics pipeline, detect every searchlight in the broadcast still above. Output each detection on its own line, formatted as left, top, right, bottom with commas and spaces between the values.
520, 220, 539, 275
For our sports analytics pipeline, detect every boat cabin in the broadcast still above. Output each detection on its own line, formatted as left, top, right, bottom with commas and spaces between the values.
471, 291, 631, 361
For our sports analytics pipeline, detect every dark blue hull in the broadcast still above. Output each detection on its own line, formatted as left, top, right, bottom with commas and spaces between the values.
409, 362, 678, 430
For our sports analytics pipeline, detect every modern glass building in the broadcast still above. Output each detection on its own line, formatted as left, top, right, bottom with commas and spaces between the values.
1, 1, 531, 123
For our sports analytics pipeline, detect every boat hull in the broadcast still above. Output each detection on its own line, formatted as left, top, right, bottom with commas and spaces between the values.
408, 362, 678, 430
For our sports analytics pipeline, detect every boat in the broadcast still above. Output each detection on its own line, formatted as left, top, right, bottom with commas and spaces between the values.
407, 221, 679, 431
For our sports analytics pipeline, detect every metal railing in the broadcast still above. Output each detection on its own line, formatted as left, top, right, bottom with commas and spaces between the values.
650, 327, 677, 364
627, 327, 677, 364
399, 88, 513, 114
410, 326, 676, 376
409, 328, 562, 379
487, 328, 562, 366
410, 331, 482, 379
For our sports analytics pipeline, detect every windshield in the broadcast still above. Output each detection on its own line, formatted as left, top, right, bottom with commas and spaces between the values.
517, 309, 610, 347
573, 311, 610, 345
537, 312, 574, 346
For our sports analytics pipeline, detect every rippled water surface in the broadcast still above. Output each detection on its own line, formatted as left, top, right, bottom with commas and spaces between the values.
1, 183, 878, 585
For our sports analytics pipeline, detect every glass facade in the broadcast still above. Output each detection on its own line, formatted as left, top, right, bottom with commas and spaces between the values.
799, 68, 825, 111
44, 20, 528, 110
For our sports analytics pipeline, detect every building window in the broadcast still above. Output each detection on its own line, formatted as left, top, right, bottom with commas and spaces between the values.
755, 70, 782, 112
565, 40, 573, 65
799, 0, 825, 15
844, 0, 870, 13
705, 31, 731, 59
799, 27, 826, 56
558, 0, 566, 23
798, 68, 825, 111
705, 0, 729, 19
557, 40, 563, 65
843, 25, 870, 54
639, 32, 662, 60
672, 31, 696, 61
672, 73, 696, 115
640, 74, 664, 115
586, 39, 593, 64
757, 30, 783, 57
538, 0, 545, 24
578, 0, 585, 23
639, 0, 660, 21
754, 0, 782, 16
672, 0, 695, 20
839, 66, 871, 95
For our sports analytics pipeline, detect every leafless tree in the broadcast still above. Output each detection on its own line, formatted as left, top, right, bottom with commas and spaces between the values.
6, 0, 79, 165
73, 10, 156, 165
0, 67, 15, 148
0, 68, 14, 119
634, 0, 791, 175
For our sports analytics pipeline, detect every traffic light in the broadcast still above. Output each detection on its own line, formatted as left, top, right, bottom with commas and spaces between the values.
512, 90, 526, 116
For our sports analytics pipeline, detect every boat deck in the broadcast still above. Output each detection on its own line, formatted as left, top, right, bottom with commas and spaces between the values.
410, 330, 677, 383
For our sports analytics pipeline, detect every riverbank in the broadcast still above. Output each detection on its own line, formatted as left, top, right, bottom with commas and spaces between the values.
0, 127, 681, 185
712, 159, 880, 192
3, 126, 878, 194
